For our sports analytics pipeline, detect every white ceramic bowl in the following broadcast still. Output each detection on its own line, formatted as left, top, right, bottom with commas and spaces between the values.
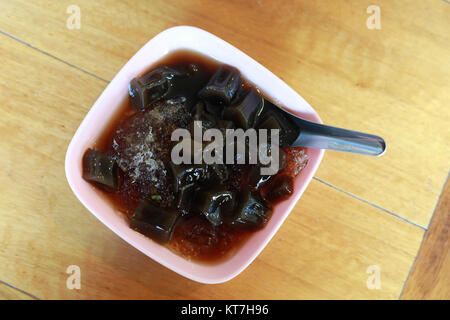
65, 26, 324, 284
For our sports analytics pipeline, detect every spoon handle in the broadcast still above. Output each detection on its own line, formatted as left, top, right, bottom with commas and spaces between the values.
291, 118, 386, 156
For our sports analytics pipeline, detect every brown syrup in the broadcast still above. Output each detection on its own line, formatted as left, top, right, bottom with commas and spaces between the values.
90, 50, 307, 264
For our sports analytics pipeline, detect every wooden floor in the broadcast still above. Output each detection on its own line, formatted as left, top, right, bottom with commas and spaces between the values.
401, 176, 449, 299
0, 0, 448, 299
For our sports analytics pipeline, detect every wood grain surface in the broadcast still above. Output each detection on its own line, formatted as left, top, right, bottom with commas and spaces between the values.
402, 176, 450, 300
0, 282, 37, 300
0, 0, 448, 299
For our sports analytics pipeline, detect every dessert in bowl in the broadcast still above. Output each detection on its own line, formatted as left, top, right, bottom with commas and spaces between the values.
65, 26, 324, 283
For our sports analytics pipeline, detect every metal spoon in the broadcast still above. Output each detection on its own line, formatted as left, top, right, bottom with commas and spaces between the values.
281, 108, 386, 156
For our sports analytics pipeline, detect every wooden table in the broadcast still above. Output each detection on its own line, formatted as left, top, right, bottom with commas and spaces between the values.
0, 0, 448, 300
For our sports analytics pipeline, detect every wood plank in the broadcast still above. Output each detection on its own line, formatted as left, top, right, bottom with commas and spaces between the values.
0, 33, 424, 299
0, 282, 36, 300
401, 176, 450, 300
0, 0, 448, 227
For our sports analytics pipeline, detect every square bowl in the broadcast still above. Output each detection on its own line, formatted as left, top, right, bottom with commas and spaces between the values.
65, 26, 324, 284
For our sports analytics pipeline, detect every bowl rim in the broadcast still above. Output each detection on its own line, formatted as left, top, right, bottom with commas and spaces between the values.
65, 25, 325, 284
